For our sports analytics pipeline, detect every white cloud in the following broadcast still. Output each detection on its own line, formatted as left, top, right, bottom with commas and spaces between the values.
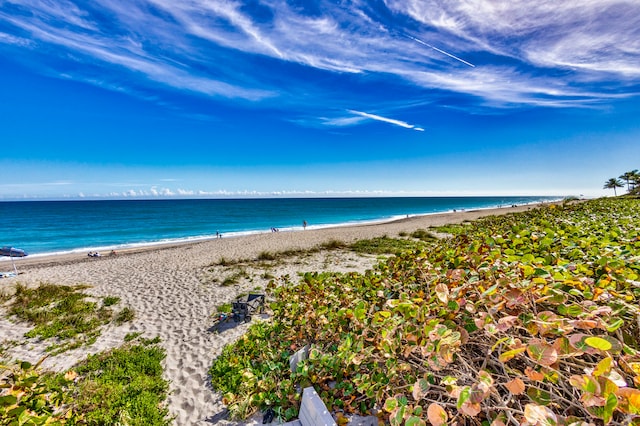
388, 0, 640, 78
349, 110, 423, 131
1, 0, 638, 112
0, 2, 274, 100
0, 31, 33, 47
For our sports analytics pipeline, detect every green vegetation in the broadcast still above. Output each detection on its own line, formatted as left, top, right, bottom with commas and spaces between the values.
258, 251, 277, 261
69, 336, 169, 425
430, 222, 472, 236
0, 337, 170, 425
124, 332, 143, 342
115, 306, 135, 324
350, 236, 426, 255
6, 283, 133, 354
216, 303, 233, 313
0, 358, 74, 424
102, 296, 121, 306
409, 229, 437, 242
210, 198, 640, 425
320, 239, 346, 250
221, 268, 251, 286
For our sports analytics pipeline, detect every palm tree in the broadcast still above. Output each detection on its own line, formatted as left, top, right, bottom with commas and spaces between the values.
630, 170, 640, 192
619, 169, 639, 192
604, 178, 624, 196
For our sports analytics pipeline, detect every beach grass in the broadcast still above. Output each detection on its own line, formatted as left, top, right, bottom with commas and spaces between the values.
6, 283, 134, 354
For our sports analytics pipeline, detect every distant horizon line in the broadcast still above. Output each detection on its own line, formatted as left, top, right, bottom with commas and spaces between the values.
0, 194, 575, 202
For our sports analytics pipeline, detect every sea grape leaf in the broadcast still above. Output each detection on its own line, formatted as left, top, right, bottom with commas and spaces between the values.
523, 403, 557, 425
390, 406, 406, 426
435, 284, 449, 303
456, 386, 471, 409
593, 357, 612, 377
499, 346, 526, 363
459, 401, 481, 417
617, 388, 640, 415
526, 387, 552, 406
505, 378, 525, 395
569, 375, 600, 395
404, 416, 425, 426
427, 403, 448, 426
524, 367, 545, 382
384, 397, 398, 412
605, 318, 624, 333
412, 378, 430, 401
527, 339, 558, 366
585, 336, 612, 351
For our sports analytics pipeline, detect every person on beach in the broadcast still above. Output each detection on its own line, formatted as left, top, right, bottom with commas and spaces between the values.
303, 220, 307, 230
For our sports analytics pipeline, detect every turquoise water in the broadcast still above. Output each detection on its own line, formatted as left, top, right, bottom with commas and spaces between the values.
0, 197, 557, 257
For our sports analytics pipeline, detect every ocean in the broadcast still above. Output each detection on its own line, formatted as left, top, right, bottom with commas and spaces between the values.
0, 196, 557, 257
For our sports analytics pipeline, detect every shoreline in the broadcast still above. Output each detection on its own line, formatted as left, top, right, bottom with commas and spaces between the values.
0, 202, 549, 425
3, 202, 544, 271
0, 197, 560, 260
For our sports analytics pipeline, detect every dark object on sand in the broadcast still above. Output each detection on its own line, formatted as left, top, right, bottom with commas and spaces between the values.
211, 293, 266, 331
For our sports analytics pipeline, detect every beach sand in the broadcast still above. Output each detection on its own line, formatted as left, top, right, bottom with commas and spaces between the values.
0, 204, 540, 425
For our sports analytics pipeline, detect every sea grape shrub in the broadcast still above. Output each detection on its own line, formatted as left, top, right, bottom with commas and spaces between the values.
210, 198, 640, 425
0, 359, 78, 424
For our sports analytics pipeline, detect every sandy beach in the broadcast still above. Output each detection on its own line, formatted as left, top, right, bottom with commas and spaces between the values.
0, 204, 539, 425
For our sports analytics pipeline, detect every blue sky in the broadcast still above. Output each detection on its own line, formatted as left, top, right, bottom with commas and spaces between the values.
1, 0, 639, 200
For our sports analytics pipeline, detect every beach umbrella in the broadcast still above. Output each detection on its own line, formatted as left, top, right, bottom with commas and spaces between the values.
0, 246, 28, 275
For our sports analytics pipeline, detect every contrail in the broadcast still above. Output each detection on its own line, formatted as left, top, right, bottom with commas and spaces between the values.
407, 35, 475, 68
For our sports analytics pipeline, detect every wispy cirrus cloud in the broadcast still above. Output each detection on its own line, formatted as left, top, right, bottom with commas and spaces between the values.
348, 110, 424, 131
389, 0, 640, 78
1, 0, 639, 124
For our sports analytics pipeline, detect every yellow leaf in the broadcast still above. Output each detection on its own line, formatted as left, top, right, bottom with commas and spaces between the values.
617, 388, 640, 415
499, 346, 526, 363
585, 336, 612, 351
593, 357, 612, 377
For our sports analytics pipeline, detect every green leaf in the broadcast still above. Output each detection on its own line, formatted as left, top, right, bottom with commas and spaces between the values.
384, 397, 398, 412
602, 392, 618, 424
481, 284, 499, 297
605, 318, 624, 333
527, 387, 552, 406
405, 416, 426, 426
457, 386, 471, 409
0, 394, 18, 406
